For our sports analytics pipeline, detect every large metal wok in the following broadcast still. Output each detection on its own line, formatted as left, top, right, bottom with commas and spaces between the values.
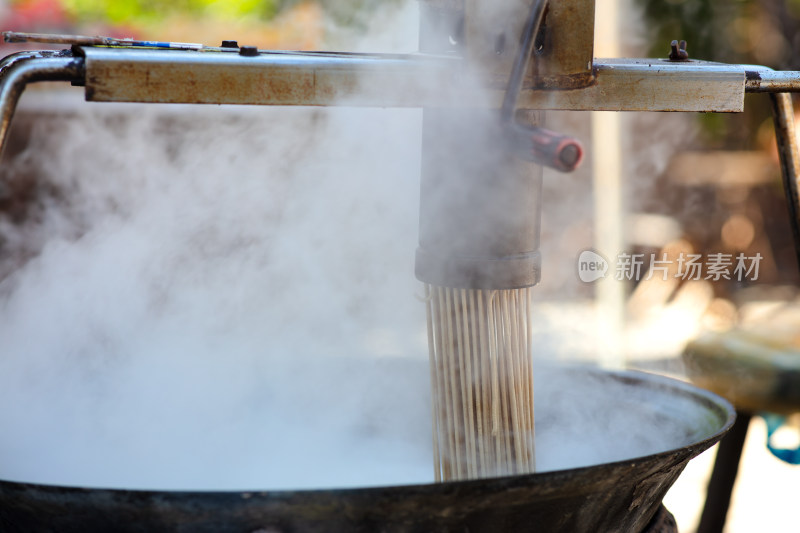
0, 364, 734, 533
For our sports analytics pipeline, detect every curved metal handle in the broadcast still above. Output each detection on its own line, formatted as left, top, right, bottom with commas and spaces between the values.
0, 50, 85, 161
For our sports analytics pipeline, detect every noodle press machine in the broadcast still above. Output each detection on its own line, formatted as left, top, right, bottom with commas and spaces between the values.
0, 0, 796, 532
2, 0, 800, 267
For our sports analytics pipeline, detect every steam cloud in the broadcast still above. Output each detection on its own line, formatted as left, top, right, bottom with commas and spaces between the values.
0, 98, 436, 490
0, 1, 720, 492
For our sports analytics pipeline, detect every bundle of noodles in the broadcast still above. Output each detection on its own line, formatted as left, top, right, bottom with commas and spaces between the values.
415, 108, 542, 481
415, 59, 543, 481
425, 285, 535, 481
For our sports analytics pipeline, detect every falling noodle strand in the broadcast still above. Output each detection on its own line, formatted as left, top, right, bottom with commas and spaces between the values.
425, 284, 536, 480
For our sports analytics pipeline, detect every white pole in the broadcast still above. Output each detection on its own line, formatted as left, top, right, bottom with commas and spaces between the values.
592, 0, 626, 369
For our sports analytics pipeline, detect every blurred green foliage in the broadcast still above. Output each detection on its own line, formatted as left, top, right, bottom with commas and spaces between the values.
283, 0, 405, 29
59, 0, 281, 25
48, 0, 405, 29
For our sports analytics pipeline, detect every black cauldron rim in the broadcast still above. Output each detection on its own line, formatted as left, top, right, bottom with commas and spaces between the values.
0, 366, 736, 533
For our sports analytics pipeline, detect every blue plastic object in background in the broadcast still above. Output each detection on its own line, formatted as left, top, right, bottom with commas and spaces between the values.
763, 413, 800, 465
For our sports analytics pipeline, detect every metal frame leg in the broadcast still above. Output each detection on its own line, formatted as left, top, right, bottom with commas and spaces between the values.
769, 92, 800, 270
696, 411, 753, 533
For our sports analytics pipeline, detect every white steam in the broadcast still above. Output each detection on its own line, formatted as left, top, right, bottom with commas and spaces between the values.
0, 1, 726, 493
0, 99, 434, 490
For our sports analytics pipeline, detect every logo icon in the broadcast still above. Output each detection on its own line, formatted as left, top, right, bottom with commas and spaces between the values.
577, 249, 608, 283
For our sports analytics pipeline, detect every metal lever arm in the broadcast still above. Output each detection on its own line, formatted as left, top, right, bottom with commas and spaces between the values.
501, 0, 584, 172
500, 0, 549, 123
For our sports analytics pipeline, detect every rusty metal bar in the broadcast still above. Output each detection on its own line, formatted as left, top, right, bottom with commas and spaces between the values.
0, 48, 757, 164
769, 92, 800, 270
743, 64, 800, 270
532, 0, 596, 89
520, 58, 746, 112
77, 47, 747, 112
0, 50, 84, 159
78, 47, 467, 107
9, 48, 800, 164
745, 67, 800, 92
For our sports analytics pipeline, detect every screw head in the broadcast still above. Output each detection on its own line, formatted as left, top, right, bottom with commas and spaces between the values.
239, 46, 259, 57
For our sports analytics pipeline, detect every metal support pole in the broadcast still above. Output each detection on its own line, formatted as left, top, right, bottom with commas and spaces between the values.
592, 0, 625, 369
769, 92, 800, 270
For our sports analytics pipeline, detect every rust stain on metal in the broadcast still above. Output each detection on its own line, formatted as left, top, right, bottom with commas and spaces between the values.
79, 48, 745, 112
84, 50, 318, 105
526, 71, 598, 91
532, 0, 596, 90
523, 58, 744, 112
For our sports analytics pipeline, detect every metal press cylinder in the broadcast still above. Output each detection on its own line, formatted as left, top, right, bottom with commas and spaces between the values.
415, 0, 545, 290
415, 107, 543, 289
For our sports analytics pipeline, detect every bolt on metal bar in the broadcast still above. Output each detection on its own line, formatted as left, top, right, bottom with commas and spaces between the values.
0, 51, 84, 159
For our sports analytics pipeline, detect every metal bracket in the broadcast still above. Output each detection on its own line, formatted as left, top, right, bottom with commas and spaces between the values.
1, 46, 800, 267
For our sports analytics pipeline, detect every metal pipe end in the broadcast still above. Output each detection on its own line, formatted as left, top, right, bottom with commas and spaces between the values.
415, 248, 541, 289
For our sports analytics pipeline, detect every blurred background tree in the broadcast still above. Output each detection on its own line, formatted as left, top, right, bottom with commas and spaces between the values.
639, 0, 800, 69
62, 0, 281, 28
636, 0, 800, 148
634, 0, 800, 288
